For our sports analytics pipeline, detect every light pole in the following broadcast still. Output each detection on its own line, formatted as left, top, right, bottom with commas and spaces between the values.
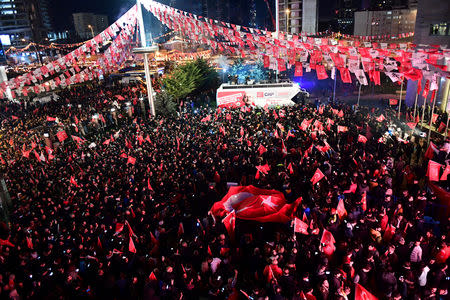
87, 25, 94, 38
275, 0, 279, 83
285, 9, 290, 34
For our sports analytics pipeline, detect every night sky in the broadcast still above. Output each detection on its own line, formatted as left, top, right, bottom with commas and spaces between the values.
48, 0, 335, 32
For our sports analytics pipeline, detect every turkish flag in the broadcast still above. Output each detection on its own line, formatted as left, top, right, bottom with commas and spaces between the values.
149, 272, 157, 281
293, 217, 308, 234
406, 122, 417, 130
129, 237, 136, 253
427, 160, 443, 181
47, 116, 56, 122
358, 135, 368, 144
337, 126, 348, 133
127, 156, 136, 165
389, 99, 398, 105
320, 229, 335, 256
210, 185, 301, 223
56, 130, 68, 142
336, 199, 347, 219
376, 114, 385, 122
258, 144, 267, 155
355, 283, 378, 300
263, 55, 270, 68
201, 115, 211, 122
311, 168, 325, 185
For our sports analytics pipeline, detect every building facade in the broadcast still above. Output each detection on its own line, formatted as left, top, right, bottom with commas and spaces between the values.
278, 0, 318, 34
404, 0, 450, 111
0, 0, 52, 47
354, 8, 416, 36
72, 13, 109, 40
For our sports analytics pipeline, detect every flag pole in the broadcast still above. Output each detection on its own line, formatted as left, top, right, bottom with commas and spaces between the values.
397, 78, 404, 119
357, 83, 362, 106
427, 89, 438, 145
333, 67, 337, 102
275, 0, 279, 83
421, 96, 426, 127
413, 92, 418, 121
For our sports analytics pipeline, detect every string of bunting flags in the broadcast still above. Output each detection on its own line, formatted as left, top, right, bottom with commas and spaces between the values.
141, 0, 449, 99
1, 5, 138, 99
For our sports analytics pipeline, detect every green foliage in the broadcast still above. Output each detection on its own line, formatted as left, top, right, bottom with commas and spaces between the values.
229, 58, 268, 84
154, 90, 177, 116
162, 59, 219, 100
163, 62, 202, 100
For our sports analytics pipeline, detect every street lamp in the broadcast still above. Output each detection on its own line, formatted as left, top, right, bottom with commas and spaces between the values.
87, 25, 94, 38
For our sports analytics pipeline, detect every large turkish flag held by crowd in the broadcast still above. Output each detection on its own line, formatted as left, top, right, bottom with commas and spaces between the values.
210, 185, 301, 223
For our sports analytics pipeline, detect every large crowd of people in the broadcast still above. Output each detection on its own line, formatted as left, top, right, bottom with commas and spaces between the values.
0, 81, 448, 300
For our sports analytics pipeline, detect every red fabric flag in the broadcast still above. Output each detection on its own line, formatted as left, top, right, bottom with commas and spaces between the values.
115, 95, 125, 101
207, 245, 213, 256
149, 272, 157, 281
288, 162, 294, 175
294, 62, 303, 77
427, 160, 443, 181
355, 283, 378, 300
115, 223, 124, 234
103, 139, 111, 145
425, 142, 437, 160
338, 110, 344, 118
320, 229, 335, 256
0, 239, 15, 247
316, 65, 328, 80
263, 55, 270, 68
432, 113, 438, 124
46, 116, 56, 122
258, 144, 267, 155
336, 199, 347, 219
337, 125, 348, 133
127, 156, 136, 165
311, 168, 325, 185
26, 236, 33, 249
210, 186, 301, 223
293, 217, 309, 234
70, 176, 79, 187
440, 165, 450, 181
277, 58, 286, 72
201, 115, 211, 122
339, 67, 352, 83
358, 134, 368, 144
56, 130, 68, 142
147, 178, 154, 191
406, 122, 417, 130
422, 80, 430, 99
361, 192, 367, 211
344, 183, 357, 194
222, 211, 236, 239
178, 222, 184, 236
11, 115, 18, 120
389, 99, 398, 105
129, 237, 136, 253
377, 114, 386, 122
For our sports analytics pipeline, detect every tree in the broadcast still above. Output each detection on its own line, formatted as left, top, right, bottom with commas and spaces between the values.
162, 62, 202, 100
192, 58, 220, 93
154, 90, 177, 116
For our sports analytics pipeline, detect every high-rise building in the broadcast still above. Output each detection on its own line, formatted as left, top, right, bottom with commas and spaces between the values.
405, 0, 450, 111
72, 13, 109, 40
336, 0, 360, 34
279, 0, 318, 34
0, 0, 52, 47
354, 8, 416, 36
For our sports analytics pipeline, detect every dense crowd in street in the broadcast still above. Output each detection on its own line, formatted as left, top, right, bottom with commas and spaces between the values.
0, 82, 448, 300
